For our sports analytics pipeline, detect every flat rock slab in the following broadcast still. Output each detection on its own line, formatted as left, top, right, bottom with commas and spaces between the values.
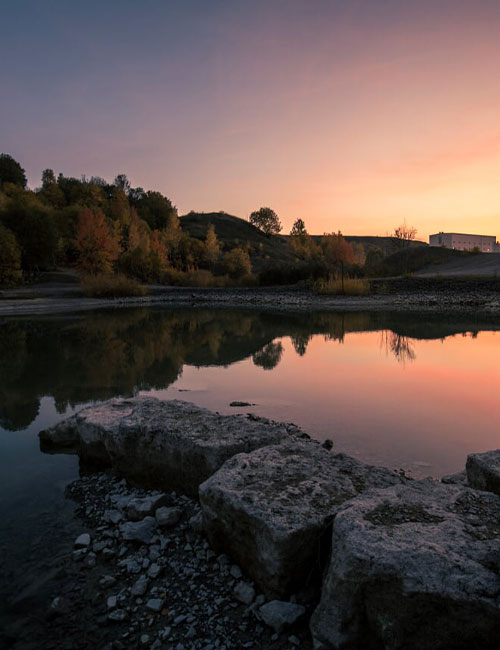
310, 480, 500, 650
39, 397, 305, 497
466, 449, 500, 495
199, 441, 404, 597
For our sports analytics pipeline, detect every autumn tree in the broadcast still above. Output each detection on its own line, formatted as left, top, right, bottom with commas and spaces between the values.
204, 224, 220, 269
149, 230, 169, 278
249, 207, 282, 236
0, 154, 27, 189
289, 217, 319, 260
321, 231, 354, 292
222, 247, 251, 278
108, 186, 131, 225
74, 208, 121, 274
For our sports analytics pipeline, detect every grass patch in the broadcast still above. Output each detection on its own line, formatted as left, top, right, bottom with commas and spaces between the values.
81, 274, 148, 298
314, 277, 371, 296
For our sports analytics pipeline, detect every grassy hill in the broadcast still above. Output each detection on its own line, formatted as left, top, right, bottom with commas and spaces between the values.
179, 212, 297, 273
180, 211, 444, 280
344, 235, 426, 254
377, 246, 471, 277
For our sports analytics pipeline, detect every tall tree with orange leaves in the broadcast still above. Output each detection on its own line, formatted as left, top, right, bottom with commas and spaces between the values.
74, 208, 121, 274
321, 231, 354, 292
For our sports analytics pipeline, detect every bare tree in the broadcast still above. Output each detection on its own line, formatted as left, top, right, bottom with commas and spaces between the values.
392, 221, 417, 250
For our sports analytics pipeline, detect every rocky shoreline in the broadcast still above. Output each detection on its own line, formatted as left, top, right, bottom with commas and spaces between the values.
1, 278, 500, 316
32, 397, 500, 650
2, 397, 498, 649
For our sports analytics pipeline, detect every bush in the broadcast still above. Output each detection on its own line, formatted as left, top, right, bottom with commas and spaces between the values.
161, 269, 257, 287
81, 274, 148, 298
222, 247, 251, 278
259, 261, 328, 286
314, 277, 370, 296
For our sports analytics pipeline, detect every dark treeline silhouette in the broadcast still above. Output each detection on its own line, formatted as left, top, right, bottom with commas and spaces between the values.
0, 308, 496, 431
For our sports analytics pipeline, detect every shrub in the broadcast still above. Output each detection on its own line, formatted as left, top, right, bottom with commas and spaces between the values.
222, 247, 251, 278
0, 224, 22, 286
161, 269, 257, 288
314, 277, 370, 296
81, 274, 148, 298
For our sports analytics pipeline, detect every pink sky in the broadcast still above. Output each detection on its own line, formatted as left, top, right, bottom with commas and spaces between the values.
3, 1, 500, 240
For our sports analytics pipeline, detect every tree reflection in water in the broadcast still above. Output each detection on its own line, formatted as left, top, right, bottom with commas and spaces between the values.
0, 308, 493, 430
380, 331, 417, 365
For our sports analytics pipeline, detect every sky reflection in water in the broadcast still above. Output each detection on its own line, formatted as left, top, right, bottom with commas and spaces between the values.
0, 308, 498, 479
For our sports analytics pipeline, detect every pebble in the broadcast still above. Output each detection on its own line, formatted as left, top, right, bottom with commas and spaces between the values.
233, 581, 255, 605
108, 609, 128, 622
131, 575, 149, 596
146, 598, 164, 612
43, 473, 313, 649
156, 506, 182, 527
74, 533, 91, 549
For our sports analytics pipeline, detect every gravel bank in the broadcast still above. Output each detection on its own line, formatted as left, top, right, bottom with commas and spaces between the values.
1, 278, 500, 316
2, 472, 312, 650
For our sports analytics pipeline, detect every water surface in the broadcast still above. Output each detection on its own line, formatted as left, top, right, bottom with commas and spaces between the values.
1, 307, 499, 634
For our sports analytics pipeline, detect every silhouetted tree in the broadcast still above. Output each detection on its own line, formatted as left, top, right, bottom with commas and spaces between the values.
392, 221, 417, 250
290, 218, 307, 238
114, 174, 131, 194
135, 190, 178, 230
249, 207, 282, 236
0, 154, 27, 188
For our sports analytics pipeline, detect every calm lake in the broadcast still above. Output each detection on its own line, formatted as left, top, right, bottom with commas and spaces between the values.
0, 307, 499, 626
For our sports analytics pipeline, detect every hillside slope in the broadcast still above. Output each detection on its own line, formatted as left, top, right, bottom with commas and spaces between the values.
179, 212, 296, 272
417, 252, 500, 277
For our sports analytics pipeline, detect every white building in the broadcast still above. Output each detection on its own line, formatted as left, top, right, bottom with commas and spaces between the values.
429, 232, 498, 253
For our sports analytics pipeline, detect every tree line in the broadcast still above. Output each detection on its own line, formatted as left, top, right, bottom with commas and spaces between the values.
0, 153, 256, 285
0, 153, 417, 287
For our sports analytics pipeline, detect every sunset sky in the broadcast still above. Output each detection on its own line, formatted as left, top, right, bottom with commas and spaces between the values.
1, 0, 499, 239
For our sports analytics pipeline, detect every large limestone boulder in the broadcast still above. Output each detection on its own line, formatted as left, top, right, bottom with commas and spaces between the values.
39, 397, 304, 497
466, 449, 500, 495
199, 441, 404, 597
310, 480, 500, 650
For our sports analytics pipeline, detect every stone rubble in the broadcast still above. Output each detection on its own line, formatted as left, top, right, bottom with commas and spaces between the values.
32, 472, 312, 650
34, 400, 500, 650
